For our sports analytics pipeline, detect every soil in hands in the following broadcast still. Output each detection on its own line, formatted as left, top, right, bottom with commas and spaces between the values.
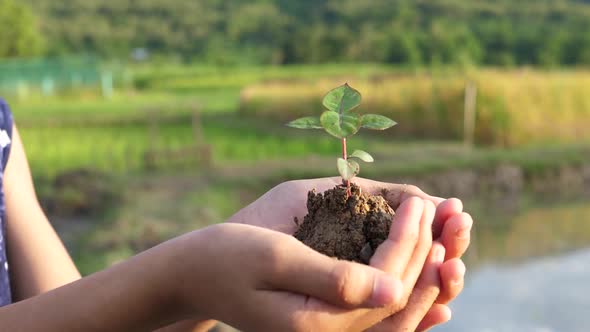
294, 183, 395, 264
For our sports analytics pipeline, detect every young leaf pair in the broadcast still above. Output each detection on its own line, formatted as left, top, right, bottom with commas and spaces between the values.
287, 83, 397, 184
338, 150, 373, 181
287, 83, 395, 138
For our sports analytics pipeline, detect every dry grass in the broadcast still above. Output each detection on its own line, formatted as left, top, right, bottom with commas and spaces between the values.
240, 69, 590, 146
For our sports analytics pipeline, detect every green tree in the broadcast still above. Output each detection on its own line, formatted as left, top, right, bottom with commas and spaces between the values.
226, 3, 291, 64
16, 0, 590, 67
0, 0, 44, 58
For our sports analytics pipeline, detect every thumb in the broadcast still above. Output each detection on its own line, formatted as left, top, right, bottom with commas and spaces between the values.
267, 239, 404, 309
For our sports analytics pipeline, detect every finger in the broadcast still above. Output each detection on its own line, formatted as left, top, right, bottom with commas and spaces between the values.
439, 212, 473, 260
399, 187, 444, 207
351, 198, 431, 331
268, 237, 404, 309
227, 288, 342, 332
401, 200, 435, 290
370, 197, 425, 278
244, 287, 398, 332
416, 304, 452, 332
437, 258, 466, 304
353, 177, 444, 209
367, 243, 445, 332
432, 198, 463, 239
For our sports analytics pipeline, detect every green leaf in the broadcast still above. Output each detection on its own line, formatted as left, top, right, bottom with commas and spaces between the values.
286, 116, 323, 129
322, 83, 362, 114
320, 111, 361, 138
361, 114, 397, 130
350, 150, 374, 163
337, 158, 360, 181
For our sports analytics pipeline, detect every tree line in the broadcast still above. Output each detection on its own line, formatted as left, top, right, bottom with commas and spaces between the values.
4, 0, 590, 67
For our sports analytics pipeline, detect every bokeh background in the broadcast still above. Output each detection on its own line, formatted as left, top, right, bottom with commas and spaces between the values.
1, 1, 590, 331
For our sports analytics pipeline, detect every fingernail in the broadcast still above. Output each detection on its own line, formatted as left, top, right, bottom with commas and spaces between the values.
450, 278, 462, 287
455, 224, 471, 239
451, 263, 467, 286
370, 275, 402, 307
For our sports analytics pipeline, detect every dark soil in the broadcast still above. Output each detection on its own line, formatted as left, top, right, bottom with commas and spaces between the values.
294, 183, 395, 264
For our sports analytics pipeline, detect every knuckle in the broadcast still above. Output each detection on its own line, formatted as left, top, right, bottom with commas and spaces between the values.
423, 199, 436, 213
263, 236, 307, 275
260, 239, 290, 273
403, 184, 427, 199
406, 185, 423, 195
406, 195, 423, 206
389, 293, 410, 314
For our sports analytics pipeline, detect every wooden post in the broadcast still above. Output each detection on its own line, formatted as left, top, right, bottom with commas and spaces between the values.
144, 108, 160, 171
464, 81, 477, 150
192, 109, 204, 143
148, 108, 161, 148
192, 107, 211, 169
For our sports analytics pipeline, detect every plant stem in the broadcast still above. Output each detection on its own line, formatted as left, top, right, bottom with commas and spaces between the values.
342, 137, 351, 196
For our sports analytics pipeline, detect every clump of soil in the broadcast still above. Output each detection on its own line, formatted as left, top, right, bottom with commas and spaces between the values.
294, 183, 395, 264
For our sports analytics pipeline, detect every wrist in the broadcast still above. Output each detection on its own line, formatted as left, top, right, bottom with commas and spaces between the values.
161, 226, 221, 322
121, 238, 197, 327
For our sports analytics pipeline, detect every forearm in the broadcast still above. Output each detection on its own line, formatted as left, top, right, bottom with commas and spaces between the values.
0, 238, 189, 332
7, 205, 81, 300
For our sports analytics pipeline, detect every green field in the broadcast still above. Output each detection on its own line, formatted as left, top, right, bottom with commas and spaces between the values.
8, 64, 413, 178
6, 63, 590, 275
10, 64, 590, 179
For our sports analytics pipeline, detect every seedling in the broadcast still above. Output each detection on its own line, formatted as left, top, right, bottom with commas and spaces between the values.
287, 83, 396, 195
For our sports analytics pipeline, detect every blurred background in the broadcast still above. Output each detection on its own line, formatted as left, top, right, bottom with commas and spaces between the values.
1, 0, 590, 331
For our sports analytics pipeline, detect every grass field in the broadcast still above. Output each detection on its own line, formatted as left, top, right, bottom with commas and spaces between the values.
5, 63, 590, 276
241, 69, 590, 147
10, 64, 590, 179
5, 64, 423, 178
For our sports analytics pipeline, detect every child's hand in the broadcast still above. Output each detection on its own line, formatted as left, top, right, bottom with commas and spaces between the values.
228, 177, 471, 331
168, 196, 435, 331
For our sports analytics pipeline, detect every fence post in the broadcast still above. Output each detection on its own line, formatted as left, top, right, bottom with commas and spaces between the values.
143, 108, 161, 171
192, 107, 211, 169
464, 81, 477, 150
192, 109, 204, 143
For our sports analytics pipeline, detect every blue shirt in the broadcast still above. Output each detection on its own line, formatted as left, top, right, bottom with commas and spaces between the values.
0, 98, 14, 306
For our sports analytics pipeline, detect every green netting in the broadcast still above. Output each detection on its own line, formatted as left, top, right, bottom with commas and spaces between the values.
0, 56, 102, 93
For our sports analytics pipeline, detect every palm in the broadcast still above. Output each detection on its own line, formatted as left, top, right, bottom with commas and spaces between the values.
228, 177, 469, 332
228, 177, 417, 235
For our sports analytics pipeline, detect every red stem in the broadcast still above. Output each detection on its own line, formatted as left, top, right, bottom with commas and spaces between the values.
342, 137, 351, 196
